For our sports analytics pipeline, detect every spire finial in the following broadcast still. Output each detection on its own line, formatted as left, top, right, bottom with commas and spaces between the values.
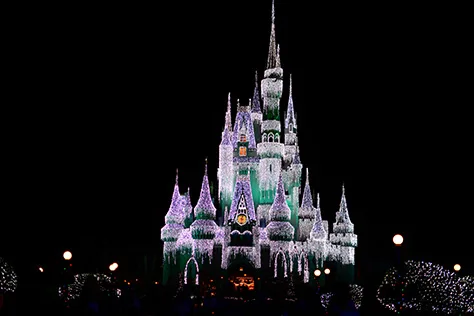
204, 157, 208, 175
317, 193, 320, 208
266, 0, 278, 69
227, 92, 231, 111
306, 167, 309, 184
255, 70, 258, 86
272, 0, 275, 23
342, 182, 345, 195
175, 168, 179, 184
289, 74, 293, 96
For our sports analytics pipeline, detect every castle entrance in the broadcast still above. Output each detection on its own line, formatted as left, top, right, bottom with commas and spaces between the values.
227, 259, 256, 295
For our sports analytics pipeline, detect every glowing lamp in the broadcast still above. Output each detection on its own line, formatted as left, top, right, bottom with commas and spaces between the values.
324, 268, 330, 275
314, 269, 321, 277
454, 264, 461, 272
109, 262, 118, 271
63, 251, 72, 260
392, 234, 403, 246
39, 267, 44, 273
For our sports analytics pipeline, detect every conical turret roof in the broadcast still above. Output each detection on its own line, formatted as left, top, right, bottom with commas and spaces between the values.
194, 160, 217, 220
310, 193, 327, 240
333, 184, 354, 233
164, 169, 185, 224
269, 172, 291, 221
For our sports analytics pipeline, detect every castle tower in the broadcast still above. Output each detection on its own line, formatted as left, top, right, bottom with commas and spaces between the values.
232, 99, 260, 207
218, 93, 234, 225
182, 187, 193, 228
258, 0, 285, 222
221, 167, 260, 269
309, 193, 328, 268
266, 172, 294, 278
329, 184, 357, 283
160, 169, 185, 285
190, 160, 219, 264
284, 74, 299, 162
298, 168, 316, 241
282, 76, 303, 231
251, 71, 263, 144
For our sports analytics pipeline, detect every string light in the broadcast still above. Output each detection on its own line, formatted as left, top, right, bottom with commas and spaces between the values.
0, 257, 17, 293
377, 260, 474, 314
58, 273, 121, 303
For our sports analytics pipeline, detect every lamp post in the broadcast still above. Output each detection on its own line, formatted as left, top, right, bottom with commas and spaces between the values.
392, 234, 403, 266
392, 234, 404, 313
314, 269, 321, 292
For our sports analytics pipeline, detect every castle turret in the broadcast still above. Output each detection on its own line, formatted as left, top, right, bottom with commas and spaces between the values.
251, 71, 263, 144
190, 160, 218, 263
232, 99, 260, 207
266, 172, 294, 277
329, 184, 357, 283
161, 169, 185, 285
182, 187, 193, 228
298, 168, 316, 241
218, 93, 234, 225
284, 74, 299, 163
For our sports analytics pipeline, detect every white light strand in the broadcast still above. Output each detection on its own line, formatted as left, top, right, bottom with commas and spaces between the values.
58, 273, 120, 303
273, 249, 288, 278
0, 257, 17, 293
183, 256, 199, 285
377, 260, 474, 314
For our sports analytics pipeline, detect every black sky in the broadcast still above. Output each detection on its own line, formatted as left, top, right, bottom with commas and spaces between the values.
3, 1, 473, 278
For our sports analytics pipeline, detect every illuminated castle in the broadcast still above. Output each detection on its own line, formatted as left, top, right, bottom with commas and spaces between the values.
161, 1, 357, 288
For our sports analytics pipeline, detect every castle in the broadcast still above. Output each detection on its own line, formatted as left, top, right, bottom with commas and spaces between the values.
161, 1, 357, 289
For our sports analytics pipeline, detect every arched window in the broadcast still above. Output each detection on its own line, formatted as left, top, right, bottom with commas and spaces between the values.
275, 133, 279, 143
268, 133, 274, 142
262, 133, 267, 142
240, 134, 247, 142
289, 123, 293, 132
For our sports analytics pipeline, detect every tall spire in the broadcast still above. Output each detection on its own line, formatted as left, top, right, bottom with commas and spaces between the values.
225, 92, 232, 131
310, 191, 326, 240
333, 183, 354, 233
194, 159, 216, 220
301, 168, 313, 208
266, 0, 280, 70
251, 70, 262, 113
285, 74, 296, 130
164, 168, 185, 224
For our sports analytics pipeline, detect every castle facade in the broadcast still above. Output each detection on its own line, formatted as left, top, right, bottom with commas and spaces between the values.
161, 1, 357, 289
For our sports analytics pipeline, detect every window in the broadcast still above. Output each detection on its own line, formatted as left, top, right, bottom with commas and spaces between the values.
275, 134, 279, 142
268, 133, 274, 142
269, 164, 272, 173
239, 146, 247, 156
289, 123, 293, 131
262, 134, 267, 142
240, 134, 247, 142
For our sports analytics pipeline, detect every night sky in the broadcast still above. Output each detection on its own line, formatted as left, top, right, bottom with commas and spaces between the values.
3, 1, 472, 281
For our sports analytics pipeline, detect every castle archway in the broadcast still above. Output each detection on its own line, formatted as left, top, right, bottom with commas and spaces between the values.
227, 257, 256, 295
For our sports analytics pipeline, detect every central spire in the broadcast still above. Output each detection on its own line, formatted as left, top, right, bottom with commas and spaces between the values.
225, 92, 232, 131
266, 0, 281, 70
